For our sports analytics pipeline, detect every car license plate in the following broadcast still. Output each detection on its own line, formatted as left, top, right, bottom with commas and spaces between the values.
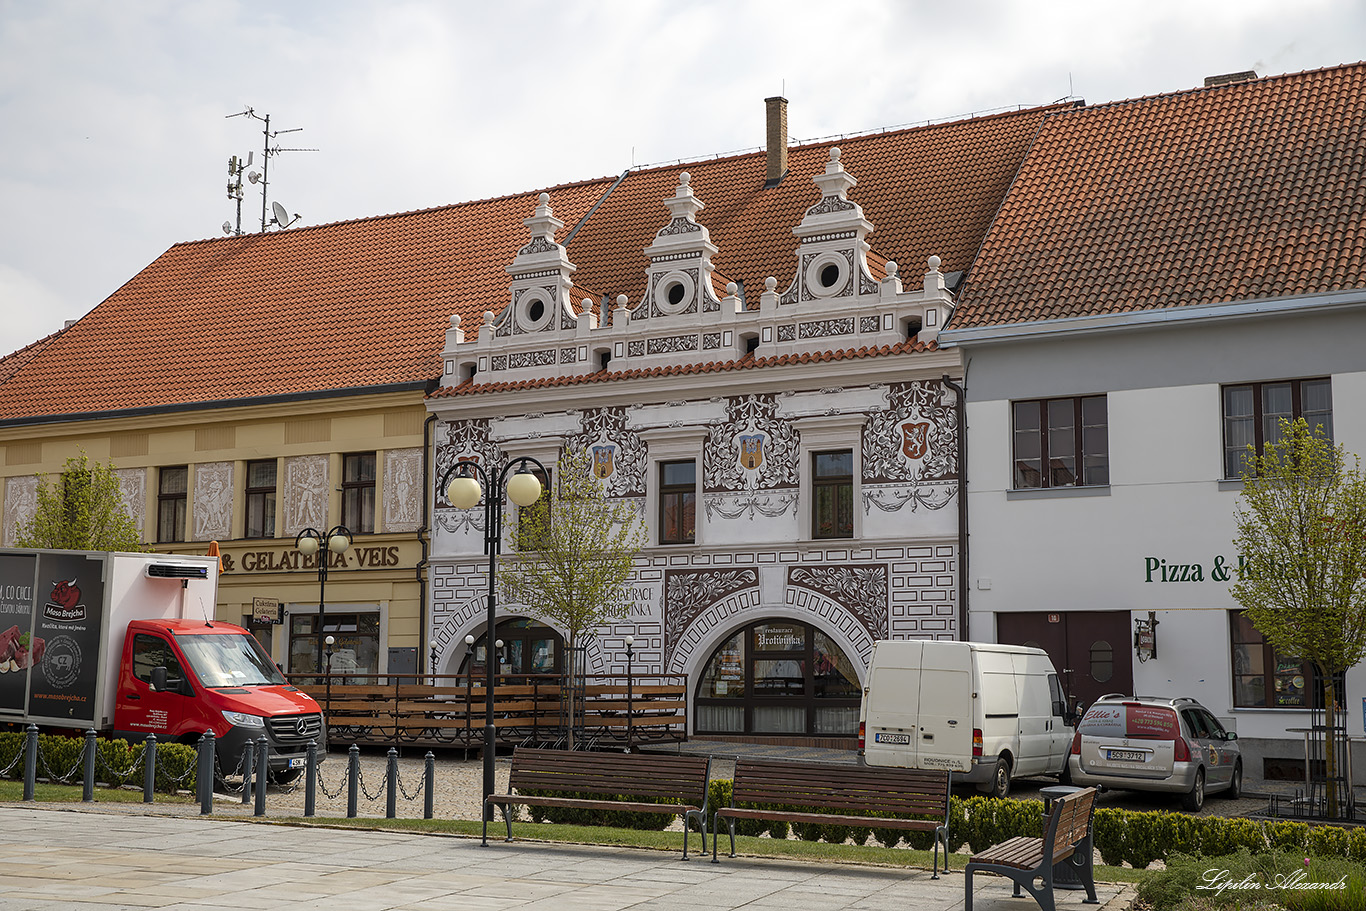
875, 732, 912, 745
288, 757, 306, 769
1107, 749, 1146, 762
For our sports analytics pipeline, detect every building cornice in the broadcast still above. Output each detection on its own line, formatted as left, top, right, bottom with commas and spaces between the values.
939, 288, 1366, 347
426, 348, 960, 419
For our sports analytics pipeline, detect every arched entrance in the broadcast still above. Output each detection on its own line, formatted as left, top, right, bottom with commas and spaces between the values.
458, 618, 565, 679
694, 619, 861, 738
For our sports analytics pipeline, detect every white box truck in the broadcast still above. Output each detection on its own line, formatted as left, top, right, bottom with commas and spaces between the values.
0, 547, 325, 779
859, 640, 1074, 798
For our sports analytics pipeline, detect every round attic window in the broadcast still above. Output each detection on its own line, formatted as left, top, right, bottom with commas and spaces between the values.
516, 290, 554, 332
804, 253, 850, 299
655, 270, 696, 315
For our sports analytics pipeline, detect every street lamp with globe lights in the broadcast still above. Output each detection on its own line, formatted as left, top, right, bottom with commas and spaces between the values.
294, 525, 352, 678
438, 456, 545, 819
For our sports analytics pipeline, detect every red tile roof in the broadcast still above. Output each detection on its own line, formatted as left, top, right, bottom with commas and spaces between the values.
952, 62, 1366, 330
0, 105, 1059, 422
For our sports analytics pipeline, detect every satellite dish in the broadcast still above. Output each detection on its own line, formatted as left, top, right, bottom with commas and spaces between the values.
247, 171, 261, 184
222, 221, 232, 235
272, 201, 290, 228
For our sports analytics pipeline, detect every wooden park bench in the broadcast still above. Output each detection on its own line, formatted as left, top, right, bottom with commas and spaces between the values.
964, 786, 1099, 911
483, 747, 713, 858
711, 758, 954, 877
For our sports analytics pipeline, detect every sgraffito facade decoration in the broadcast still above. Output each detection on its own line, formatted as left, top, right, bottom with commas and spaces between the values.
192, 461, 233, 541
428, 148, 962, 739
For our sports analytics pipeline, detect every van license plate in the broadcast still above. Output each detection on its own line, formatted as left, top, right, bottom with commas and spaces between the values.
1107, 749, 1145, 762
288, 758, 306, 769
875, 733, 912, 745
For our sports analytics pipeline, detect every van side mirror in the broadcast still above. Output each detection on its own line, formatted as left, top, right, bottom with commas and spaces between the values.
150, 666, 167, 692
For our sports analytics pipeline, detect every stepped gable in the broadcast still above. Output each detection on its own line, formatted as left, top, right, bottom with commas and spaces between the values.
953, 61, 1366, 329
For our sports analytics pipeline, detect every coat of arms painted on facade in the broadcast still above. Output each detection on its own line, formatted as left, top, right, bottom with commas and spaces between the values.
592, 444, 616, 479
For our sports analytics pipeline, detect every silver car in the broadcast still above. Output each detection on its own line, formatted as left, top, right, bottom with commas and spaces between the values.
1067, 695, 1242, 811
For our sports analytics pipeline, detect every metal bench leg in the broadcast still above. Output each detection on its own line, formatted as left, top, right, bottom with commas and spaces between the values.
503, 803, 513, 842
963, 867, 974, 911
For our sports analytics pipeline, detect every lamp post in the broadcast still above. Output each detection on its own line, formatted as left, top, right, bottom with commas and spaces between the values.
324, 635, 335, 710
439, 456, 545, 819
294, 525, 352, 678
624, 635, 635, 753
429, 638, 439, 686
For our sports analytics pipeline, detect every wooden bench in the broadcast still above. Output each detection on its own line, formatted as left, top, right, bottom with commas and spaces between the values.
964, 787, 1099, 911
483, 747, 713, 858
711, 759, 954, 877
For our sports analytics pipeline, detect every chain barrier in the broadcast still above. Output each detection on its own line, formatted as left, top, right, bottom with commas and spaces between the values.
215, 755, 248, 794
165, 754, 199, 787
0, 748, 23, 778
394, 764, 424, 802
316, 763, 349, 800
96, 747, 146, 783
36, 746, 85, 785
353, 759, 387, 802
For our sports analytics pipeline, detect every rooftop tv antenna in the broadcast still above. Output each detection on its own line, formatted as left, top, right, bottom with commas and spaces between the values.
223, 107, 316, 235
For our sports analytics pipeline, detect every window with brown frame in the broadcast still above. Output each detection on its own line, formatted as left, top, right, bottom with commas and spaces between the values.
341, 452, 376, 534
1230, 610, 1315, 708
1222, 378, 1332, 479
244, 459, 277, 539
157, 466, 187, 543
659, 460, 696, 544
1013, 396, 1108, 489
812, 450, 854, 539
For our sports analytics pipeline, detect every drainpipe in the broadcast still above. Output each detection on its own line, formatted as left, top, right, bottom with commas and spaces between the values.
942, 375, 969, 640
416, 412, 438, 674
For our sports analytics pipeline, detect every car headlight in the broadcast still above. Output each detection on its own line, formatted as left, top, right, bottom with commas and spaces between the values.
221, 710, 265, 728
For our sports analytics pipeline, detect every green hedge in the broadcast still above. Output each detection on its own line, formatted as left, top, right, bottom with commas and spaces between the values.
698, 781, 1366, 869
0, 731, 197, 793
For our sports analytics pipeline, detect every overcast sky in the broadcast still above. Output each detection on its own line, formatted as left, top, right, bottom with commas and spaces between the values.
2, 0, 1363, 356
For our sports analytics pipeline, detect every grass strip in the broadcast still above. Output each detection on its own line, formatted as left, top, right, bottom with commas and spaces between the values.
0, 780, 194, 804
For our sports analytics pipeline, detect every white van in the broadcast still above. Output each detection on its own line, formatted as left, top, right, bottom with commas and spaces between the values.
859, 640, 1074, 797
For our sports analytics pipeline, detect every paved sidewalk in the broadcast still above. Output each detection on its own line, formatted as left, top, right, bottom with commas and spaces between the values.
0, 805, 1131, 911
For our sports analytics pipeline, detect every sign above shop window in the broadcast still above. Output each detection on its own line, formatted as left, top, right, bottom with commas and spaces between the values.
1134, 611, 1159, 662
252, 596, 282, 626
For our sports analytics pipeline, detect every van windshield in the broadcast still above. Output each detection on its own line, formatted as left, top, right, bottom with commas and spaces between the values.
1078, 704, 1178, 740
176, 632, 286, 688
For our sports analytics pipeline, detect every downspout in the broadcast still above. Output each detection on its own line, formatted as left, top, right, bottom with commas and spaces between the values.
416, 412, 438, 674
942, 374, 969, 640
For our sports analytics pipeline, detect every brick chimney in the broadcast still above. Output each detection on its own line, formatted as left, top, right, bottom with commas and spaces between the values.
765, 96, 788, 187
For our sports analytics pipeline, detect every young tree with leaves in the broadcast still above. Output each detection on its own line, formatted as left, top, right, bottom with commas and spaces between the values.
497, 450, 646, 748
1230, 418, 1366, 816
16, 453, 147, 553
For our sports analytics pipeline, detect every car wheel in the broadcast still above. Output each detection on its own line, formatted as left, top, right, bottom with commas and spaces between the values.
1224, 760, 1242, 800
979, 757, 1011, 799
1182, 767, 1205, 812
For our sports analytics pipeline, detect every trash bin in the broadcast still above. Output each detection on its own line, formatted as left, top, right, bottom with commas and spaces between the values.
1040, 785, 1087, 890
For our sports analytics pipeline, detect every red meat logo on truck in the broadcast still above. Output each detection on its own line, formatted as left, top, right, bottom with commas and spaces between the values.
43, 579, 87, 622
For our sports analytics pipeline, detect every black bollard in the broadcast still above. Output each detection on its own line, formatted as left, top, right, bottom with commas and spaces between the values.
241, 738, 254, 805
143, 734, 157, 803
82, 729, 97, 802
254, 736, 268, 817
304, 740, 317, 818
424, 751, 435, 820
22, 724, 38, 802
346, 744, 359, 818
198, 730, 215, 815
385, 747, 398, 819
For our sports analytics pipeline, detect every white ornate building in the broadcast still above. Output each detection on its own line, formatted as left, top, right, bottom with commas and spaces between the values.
427, 151, 964, 742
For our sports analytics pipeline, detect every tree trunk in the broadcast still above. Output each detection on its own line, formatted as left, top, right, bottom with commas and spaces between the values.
565, 630, 577, 751
1325, 679, 1339, 819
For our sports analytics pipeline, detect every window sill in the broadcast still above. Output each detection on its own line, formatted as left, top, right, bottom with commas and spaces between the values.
1006, 485, 1111, 500
1218, 479, 1244, 492
1227, 706, 1312, 713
